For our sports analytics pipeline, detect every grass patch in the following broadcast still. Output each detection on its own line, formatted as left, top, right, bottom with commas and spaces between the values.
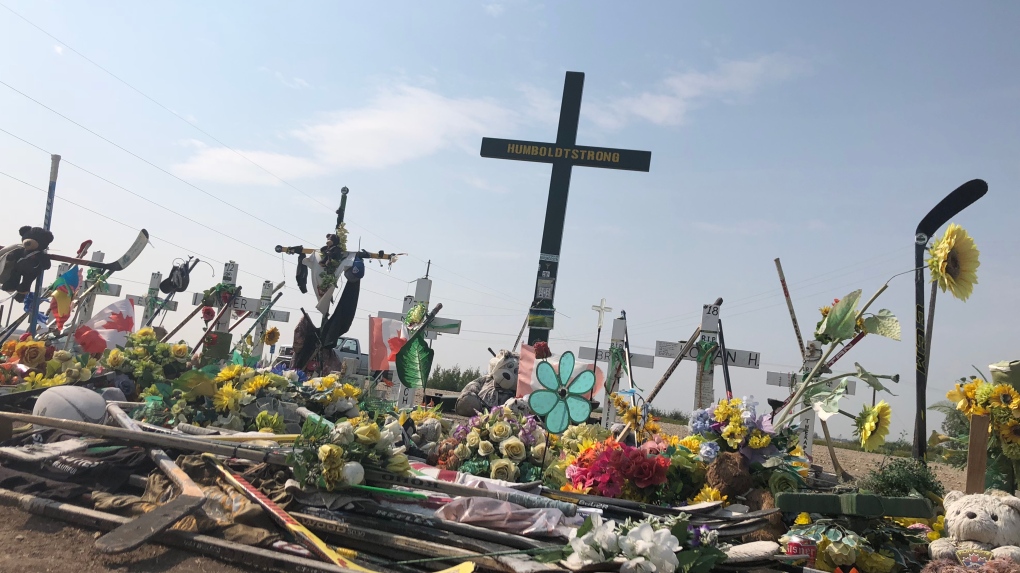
649, 407, 690, 426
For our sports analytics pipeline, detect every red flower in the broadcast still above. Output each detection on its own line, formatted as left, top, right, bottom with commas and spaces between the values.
18, 333, 31, 342
44, 345, 55, 361
202, 306, 216, 323
534, 342, 551, 360
204, 333, 218, 347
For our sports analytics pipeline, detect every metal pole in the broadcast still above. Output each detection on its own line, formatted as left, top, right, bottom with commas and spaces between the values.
28, 154, 60, 336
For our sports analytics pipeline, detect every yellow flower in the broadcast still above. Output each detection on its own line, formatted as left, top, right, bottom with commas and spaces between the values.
106, 348, 126, 368
1, 340, 16, 357
947, 380, 987, 416
561, 483, 590, 494
794, 512, 812, 525
170, 343, 190, 360
1000, 419, 1020, 445
677, 435, 703, 452
721, 421, 748, 448
500, 436, 527, 462
263, 327, 280, 346
713, 398, 742, 423
748, 430, 772, 449
41, 373, 67, 388
490, 421, 512, 443
23, 372, 45, 389
216, 364, 242, 383
855, 401, 892, 451
690, 485, 727, 505
386, 453, 411, 474
318, 444, 345, 470
16, 341, 46, 368
341, 383, 362, 399
213, 382, 243, 412
819, 305, 832, 319
642, 418, 661, 436
927, 223, 980, 301
131, 347, 148, 358
991, 384, 1020, 411
136, 327, 156, 340
354, 422, 381, 445
927, 530, 941, 542
490, 459, 519, 481
244, 375, 272, 394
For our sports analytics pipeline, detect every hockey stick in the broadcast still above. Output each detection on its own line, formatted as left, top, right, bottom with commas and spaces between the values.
96, 405, 206, 554
0, 231, 150, 344
0, 230, 150, 272
717, 318, 733, 400
646, 326, 701, 404
775, 258, 806, 362
913, 179, 987, 459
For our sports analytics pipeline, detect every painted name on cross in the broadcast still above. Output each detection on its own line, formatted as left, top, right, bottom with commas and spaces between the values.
480, 138, 652, 172
654, 340, 761, 369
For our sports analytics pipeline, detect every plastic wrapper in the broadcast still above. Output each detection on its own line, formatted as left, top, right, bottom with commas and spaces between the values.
434, 496, 565, 536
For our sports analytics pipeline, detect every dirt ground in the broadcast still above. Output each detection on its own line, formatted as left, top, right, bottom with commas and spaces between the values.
810, 445, 966, 492
0, 508, 248, 573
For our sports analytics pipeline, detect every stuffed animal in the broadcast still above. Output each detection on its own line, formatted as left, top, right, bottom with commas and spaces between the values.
705, 451, 785, 542
455, 349, 519, 416
930, 490, 1020, 563
0, 226, 54, 302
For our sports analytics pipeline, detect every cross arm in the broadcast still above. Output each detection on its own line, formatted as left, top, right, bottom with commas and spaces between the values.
480, 138, 651, 172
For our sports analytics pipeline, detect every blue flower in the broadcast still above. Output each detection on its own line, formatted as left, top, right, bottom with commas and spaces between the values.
699, 441, 720, 462
528, 351, 595, 435
690, 409, 713, 435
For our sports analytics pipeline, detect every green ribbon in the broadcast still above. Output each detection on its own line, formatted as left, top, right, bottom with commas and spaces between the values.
696, 340, 719, 373
201, 283, 238, 306
608, 346, 628, 377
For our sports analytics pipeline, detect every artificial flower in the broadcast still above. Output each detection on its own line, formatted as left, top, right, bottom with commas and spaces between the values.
530, 442, 547, 465
990, 384, 1020, 411
254, 411, 285, 434
747, 430, 772, 449
454, 443, 472, 461
106, 348, 126, 368
465, 430, 481, 449
699, 441, 720, 462
927, 223, 980, 301
17, 341, 46, 368
244, 374, 273, 394
677, 435, 703, 452
262, 327, 280, 346
213, 382, 243, 412
489, 421, 512, 443
216, 364, 242, 383
1000, 419, 1020, 445
854, 400, 892, 452
490, 459, 519, 481
794, 512, 812, 525
318, 444, 344, 469
477, 440, 495, 457
499, 436, 527, 463
330, 422, 355, 445
354, 423, 382, 446
690, 484, 727, 505
52, 350, 73, 363
1, 340, 17, 357
386, 453, 411, 474
170, 343, 189, 360
201, 306, 216, 322
135, 327, 156, 340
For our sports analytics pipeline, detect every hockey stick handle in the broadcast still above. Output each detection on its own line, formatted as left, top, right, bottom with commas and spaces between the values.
717, 318, 733, 400
646, 326, 701, 404
774, 258, 806, 361
161, 303, 203, 343
107, 405, 205, 497
825, 331, 867, 369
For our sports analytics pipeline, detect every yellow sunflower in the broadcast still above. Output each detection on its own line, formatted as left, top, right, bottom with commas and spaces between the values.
263, 327, 280, 346
213, 382, 244, 412
854, 401, 892, 451
244, 374, 273, 394
690, 485, 728, 505
947, 380, 987, 416
216, 364, 243, 383
927, 223, 979, 301
999, 419, 1020, 445
990, 384, 1020, 411
621, 405, 642, 428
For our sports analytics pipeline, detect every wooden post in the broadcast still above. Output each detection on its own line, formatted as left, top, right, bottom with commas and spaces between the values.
966, 414, 990, 494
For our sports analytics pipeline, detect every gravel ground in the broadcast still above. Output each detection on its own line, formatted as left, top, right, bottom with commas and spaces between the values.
810, 445, 966, 492
0, 508, 250, 573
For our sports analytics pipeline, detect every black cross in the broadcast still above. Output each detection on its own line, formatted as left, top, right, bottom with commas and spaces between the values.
480, 71, 651, 345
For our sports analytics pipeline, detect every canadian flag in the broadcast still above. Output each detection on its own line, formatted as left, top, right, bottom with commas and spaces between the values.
368, 317, 407, 371
74, 299, 135, 354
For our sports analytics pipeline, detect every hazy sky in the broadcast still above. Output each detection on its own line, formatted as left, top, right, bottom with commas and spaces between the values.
2, 1, 1018, 440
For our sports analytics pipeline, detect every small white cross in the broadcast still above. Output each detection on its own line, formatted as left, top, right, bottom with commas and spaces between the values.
592, 298, 612, 329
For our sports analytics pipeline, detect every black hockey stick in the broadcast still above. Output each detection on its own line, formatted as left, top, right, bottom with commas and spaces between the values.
913, 179, 987, 459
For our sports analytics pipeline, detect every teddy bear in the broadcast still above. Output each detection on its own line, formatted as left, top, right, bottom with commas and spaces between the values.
455, 349, 519, 417
0, 226, 54, 302
705, 451, 785, 542
929, 490, 1020, 563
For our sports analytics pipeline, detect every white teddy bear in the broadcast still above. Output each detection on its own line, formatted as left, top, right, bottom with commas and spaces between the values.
930, 489, 1020, 562
454, 350, 519, 416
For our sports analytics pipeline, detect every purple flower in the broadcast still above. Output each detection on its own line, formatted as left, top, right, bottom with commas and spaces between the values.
700, 442, 720, 462
453, 424, 469, 441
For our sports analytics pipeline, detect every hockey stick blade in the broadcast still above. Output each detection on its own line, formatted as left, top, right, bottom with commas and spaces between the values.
915, 179, 987, 239
44, 230, 150, 271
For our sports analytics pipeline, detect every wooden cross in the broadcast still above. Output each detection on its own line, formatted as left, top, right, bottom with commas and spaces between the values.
966, 414, 989, 494
378, 277, 461, 408
480, 71, 651, 345
126, 272, 179, 326
57, 251, 122, 329
592, 298, 612, 330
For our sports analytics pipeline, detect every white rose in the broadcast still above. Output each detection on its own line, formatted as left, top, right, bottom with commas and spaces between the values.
477, 440, 495, 457
330, 422, 355, 445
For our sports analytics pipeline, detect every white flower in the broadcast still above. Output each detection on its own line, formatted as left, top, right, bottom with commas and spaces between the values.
330, 422, 355, 445
283, 370, 299, 382
592, 522, 620, 554
619, 524, 679, 573
566, 533, 604, 566
621, 557, 655, 573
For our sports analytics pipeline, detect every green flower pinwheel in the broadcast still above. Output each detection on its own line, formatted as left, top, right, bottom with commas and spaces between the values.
528, 351, 595, 434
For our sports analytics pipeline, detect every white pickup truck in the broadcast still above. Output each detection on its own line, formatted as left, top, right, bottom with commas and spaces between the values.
272, 337, 370, 375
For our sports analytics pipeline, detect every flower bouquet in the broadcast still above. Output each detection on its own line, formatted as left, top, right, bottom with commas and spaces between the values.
101, 328, 192, 391
432, 406, 548, 483
288, 413, 411, 492
541, 513, 727, 573
1, 337, 97, 390
940, 375, 1020, 491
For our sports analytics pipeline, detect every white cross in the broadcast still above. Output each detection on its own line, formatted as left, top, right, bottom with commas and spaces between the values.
592, 298, 612, 330
126, 272, 178, 325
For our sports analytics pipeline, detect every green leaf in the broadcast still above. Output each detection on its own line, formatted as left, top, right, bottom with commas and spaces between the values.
675, 551, 700, 573
863, 309, 901, 341
855, 363, 898, 396
395, 335, 434, 389
173, 370, 216, 397
575, 515, 595, 537
809, 379, 848, 421
688, 548, 728, 573
815, 289, 862, 343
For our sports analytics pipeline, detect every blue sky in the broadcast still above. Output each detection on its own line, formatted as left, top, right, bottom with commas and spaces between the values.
2, 1, 1018, 440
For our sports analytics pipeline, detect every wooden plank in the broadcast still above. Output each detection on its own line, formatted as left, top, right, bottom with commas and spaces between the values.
966, 414, 990, 494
